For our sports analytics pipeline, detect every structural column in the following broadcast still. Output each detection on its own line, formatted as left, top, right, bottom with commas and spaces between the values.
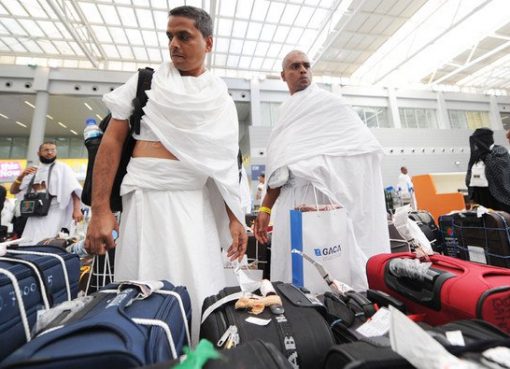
436, 91, 450, 129
250, 78, 261, 126
26, 67, 50, 165
387, 87, 402, 128
489, 95, 503, 130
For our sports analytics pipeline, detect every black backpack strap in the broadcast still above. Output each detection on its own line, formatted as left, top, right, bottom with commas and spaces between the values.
130, 67, 154, 135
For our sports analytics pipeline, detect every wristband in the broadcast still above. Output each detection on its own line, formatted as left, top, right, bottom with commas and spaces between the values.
14, 179, 22, 184
259, 206, 272, 215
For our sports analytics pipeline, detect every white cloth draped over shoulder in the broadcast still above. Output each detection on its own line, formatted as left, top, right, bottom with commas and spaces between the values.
103, 62, 242, 343
266, 84, 390, 286
19, 162, 82, 244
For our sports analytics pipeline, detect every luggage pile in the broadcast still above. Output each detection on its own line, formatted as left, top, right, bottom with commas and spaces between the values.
1, 230, 510, 369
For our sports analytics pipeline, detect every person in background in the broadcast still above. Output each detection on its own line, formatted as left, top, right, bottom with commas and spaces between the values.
85, 6, 247, 342
253, 50, 389, 289
10, 142, 83, 243
397, 166, 417, 209
254, 173, 266, 210
466, 128, 510, 213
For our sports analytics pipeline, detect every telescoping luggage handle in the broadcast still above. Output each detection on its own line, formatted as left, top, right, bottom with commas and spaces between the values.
0, 268, 31, 343
99, 281, 191, 359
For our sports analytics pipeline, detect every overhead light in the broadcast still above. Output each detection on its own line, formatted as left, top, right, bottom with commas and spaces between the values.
84, 102, 93, 111
46, 114, 53, 120
96, 114, 103, 120
16, 121, 27, 128
70, 130, 78, 135
0, 113, 8, 119
24, 101, 35, 108
58, 122, 67, 128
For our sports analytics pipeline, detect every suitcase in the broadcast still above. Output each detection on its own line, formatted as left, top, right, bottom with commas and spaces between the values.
408, 210, 443, 252
200, 282, 335, 369
143, 340, 294, 369
453, 211, 510, 268
1, 281, 191, 369
0, 245, 80, 361
322, 320, 510, 369
438, 213, 460, 257
366, 253, 510, 333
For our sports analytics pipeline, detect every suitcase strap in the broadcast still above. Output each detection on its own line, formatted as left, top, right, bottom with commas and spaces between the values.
0, 256, 51, 309
8, 249, 72, 301
273, 312, 301, 369
0, 267, 31, 343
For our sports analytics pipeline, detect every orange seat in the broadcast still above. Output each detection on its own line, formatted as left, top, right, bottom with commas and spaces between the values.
413, 174, 465, 223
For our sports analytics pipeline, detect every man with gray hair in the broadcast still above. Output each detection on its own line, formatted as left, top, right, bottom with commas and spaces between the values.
86, 6, 247, 341
254, 50, 389, 290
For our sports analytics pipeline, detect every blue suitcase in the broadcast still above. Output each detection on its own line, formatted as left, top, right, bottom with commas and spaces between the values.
0, 245, 80, 361
1, 281, 192, 369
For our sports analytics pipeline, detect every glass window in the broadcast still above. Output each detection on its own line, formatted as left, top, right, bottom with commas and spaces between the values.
69, 137, 86, 158
0, 137, 12, 158
399, 108, 437, 128
448, 110, 490, 129
501, 112, 510, 131
352, 106, 390, 128
10, 137, 28, 158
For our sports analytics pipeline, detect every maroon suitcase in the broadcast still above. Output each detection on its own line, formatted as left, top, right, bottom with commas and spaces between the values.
366, 252, 510, 333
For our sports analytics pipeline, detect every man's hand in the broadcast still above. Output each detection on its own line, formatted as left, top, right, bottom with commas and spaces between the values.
72, 208, 83, 223
85, 211, 118, 255
227, 219, 248, 261
253, 212, 270, 244
507, 129, 510, 144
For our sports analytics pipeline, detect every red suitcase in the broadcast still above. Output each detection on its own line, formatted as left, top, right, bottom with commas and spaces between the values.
366, 252, 510, 333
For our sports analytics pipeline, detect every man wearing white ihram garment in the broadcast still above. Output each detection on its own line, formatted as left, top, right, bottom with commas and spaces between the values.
85, 6, 247, 342
254, 50, 390, 290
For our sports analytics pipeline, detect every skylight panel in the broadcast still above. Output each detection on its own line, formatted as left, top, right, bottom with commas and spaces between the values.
117, 45, 133, 59
274, 25, 290, 43
3, 0, 28, 16
215, 37, 229, 53
142, 30, 159, 47
97, 4, 121, 25
254, 42, 270, 57
117, 6, 138, 27
125, 29, 143, 45
24, 0, 48, 18
186, 0, 202, 8
304, 0, 321, 6
113, 0, 131, 5
286, 27, 304, 44
251, 57, 263, 69
153, 10, 168, 31
233, 21, 248, 37
37, 21, 61, 38
0, 3, 7, 15
54, 41, 74, 55
251, 1, 269, 22
308, 8, 327, 28
246, 22, 262, 39
24, 40, 43, 54
262, 58, 274, 70
2, 19, 27, 37
55, 23, 71, 39
146, 48, 161, 62
63, 59, 79, 68
239, 56, 252, 69
136, 8, 154, 30
227, 55, 240, 68
19, 19, 44, 38
92, 25, 113, 43
0, 22, 8, 35
103, 44, 120, 59
281, 4, 301, 26
229, 39, 244, 54
38, 41, 58, 55
219, 0, 236, 17
218, 18, 233, 37
260, 24, 277, 41
4, 37, 26, 52
320, 0, 335, 7
236, 0, 253, 19
243, 40, 257, 54
214, 54, 227, 66
108, 27, 128, 44
295, 6, 313, 27
132, 46, 148, 61
79, 2, 102, 23
299, 29, 317, 46
266, 2, 285, 23
69, 41, 84, 56
266, 43, 281, 58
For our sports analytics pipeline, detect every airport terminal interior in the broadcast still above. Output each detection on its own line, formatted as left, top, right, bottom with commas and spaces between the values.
1, 0, 510, 368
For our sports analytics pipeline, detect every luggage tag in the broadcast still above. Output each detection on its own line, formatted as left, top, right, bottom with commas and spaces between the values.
118, 280, 164, 300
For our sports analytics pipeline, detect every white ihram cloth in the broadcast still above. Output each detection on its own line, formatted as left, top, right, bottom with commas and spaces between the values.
266, 84, 390, 286
103, 62, 243, 343
19, 162, 82, 244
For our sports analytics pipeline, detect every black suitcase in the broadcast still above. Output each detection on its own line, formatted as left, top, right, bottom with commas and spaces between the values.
323, 320, 510, 369
453, 211, 510, 268
200, 282, 335, 369
408, 210, 443, 252
143, 340, 294, 369
0, 245, 80, 361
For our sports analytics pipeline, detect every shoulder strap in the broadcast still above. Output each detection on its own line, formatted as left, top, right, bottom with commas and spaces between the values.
129, 67, 155, 135
44, 162, 56, 198
26, 163, 55, 195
